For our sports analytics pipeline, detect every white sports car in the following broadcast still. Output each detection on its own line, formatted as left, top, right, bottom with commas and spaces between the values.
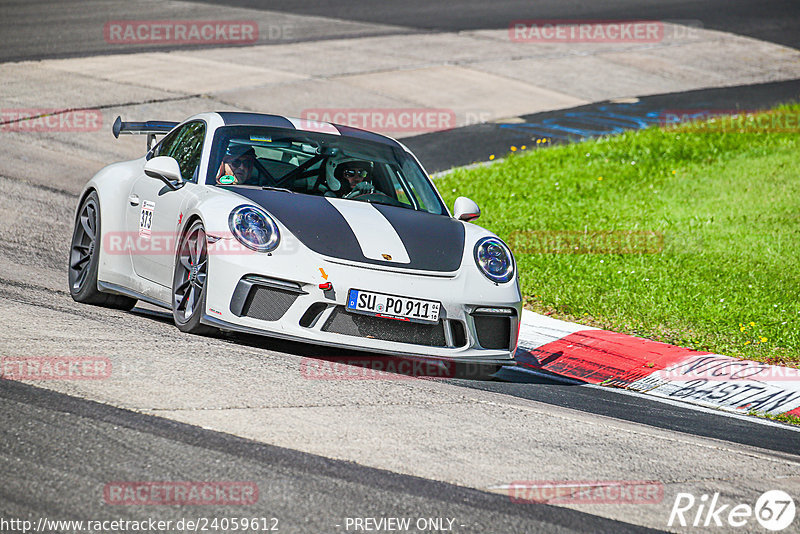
69, 112, 521, 371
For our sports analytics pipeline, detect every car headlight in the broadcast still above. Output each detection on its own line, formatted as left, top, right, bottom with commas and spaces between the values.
228, 205, 280, 252
474, 237, 515, 283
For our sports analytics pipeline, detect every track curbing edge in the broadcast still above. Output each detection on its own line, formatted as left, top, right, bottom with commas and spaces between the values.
515, 310, 800, 418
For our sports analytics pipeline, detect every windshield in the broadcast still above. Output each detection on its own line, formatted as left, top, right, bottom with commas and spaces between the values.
207, 126, 446, 215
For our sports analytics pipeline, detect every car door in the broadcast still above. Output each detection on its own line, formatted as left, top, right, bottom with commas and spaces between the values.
126, 121, 206, 287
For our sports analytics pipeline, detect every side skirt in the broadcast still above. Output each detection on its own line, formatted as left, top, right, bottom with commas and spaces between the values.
97, 280, 171, 309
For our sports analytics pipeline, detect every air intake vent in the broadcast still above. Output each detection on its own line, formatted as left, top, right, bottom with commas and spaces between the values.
322, 307, 447, 347
240, 285, 298, 321
449, 320, 467, 347
299, 302, 329, 328
230, 276, 305, 321
472, 314, 511, 350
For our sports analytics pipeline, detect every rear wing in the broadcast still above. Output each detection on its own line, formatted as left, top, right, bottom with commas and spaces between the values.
112, 116, 179, 150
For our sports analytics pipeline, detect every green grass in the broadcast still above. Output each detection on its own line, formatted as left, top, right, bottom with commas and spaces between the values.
438, 104, 800, 365
748, 410, 800, 426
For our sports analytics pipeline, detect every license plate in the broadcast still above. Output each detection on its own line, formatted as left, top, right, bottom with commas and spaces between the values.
347, 289, 441, 324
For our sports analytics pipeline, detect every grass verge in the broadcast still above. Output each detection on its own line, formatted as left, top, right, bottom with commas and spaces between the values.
437, 105, 800, 365
748, 410, 800, 426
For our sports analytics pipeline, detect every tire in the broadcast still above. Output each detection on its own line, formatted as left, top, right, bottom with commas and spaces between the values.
68, 191, 137, 310
172, 220, 216, 335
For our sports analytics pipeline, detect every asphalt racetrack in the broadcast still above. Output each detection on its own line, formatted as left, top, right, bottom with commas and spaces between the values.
2, 0, 799, 61
1, 1, 800, 532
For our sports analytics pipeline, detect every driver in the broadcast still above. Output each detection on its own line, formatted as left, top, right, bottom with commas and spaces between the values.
335, 160, 375, 198
216, 145, 257, 185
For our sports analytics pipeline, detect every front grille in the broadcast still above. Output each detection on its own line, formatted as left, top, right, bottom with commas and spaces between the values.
472, 315, 511, 350
322, 307, 447, 347
241, 285, 298, 321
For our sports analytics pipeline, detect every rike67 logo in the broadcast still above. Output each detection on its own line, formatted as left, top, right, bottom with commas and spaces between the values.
669, 490, 795, 531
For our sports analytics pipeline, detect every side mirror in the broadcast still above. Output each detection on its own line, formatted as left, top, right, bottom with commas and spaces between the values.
453, 197, 480, 222
144, 156, 183, 190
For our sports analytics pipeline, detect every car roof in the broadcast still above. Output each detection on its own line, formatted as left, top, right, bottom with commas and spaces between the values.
215, 111, 403, 150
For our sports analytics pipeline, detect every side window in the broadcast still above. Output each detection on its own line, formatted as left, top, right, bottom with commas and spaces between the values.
152, 130, 178, 158
158, 122, 206, 182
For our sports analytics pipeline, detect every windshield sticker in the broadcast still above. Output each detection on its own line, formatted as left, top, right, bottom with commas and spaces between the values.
250, 136, 272, 142
219, 174, 236, 185
139, 200, 155, 238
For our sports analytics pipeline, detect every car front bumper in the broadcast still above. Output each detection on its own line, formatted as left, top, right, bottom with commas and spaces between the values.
204, 247, 522, 366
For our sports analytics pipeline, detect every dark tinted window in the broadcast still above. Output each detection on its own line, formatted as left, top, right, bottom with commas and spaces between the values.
207, 126, 446, 215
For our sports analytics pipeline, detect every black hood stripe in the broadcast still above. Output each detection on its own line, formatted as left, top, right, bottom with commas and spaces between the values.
226, 187, 464, 272
374, 204, 464, 272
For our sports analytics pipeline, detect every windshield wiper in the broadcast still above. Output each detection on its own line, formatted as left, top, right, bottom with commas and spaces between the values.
360, 198, 404, 208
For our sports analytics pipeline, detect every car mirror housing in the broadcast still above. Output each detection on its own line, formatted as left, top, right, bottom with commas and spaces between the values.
453, 196, 480, 222
144, 156, 183, 190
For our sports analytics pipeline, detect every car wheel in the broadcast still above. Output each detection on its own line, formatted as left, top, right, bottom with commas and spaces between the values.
172, 220, 216, 335
68, 191, 137, 310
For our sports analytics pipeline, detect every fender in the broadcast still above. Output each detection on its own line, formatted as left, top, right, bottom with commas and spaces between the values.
79, 158, 145, 290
